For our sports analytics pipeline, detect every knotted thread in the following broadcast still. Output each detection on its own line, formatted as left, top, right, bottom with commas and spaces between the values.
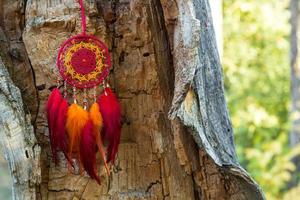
79, 0, 87, 35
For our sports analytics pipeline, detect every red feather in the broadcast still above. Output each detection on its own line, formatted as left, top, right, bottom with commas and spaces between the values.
80, 120, 100, 184
46, 88, 63, 163
46, 88, 61, 126
53, 98, 72, 165
98, 87, 121, 163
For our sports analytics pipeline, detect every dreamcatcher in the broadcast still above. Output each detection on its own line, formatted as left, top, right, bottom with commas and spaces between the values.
46, 0, 121, 184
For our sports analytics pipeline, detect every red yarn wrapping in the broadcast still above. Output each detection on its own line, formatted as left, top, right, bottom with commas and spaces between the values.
56, 35, 111, 89
71, 48, 96, 74
98, 88, 121, 163
80, 120, 100, 184
46, 88, 62, 163
79, 0, 86, 35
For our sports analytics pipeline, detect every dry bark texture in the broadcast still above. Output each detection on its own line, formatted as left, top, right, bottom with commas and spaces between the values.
0, 1, 40, 199
0, 0, 265, 199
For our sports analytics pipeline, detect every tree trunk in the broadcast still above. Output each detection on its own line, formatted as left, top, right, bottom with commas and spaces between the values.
0, 0, 265, 199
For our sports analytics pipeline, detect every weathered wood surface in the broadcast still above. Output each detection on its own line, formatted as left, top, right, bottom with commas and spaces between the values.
0, 48, 40, 200
168, 0, 264, 199
0, 0, 265, 199
0, 1, 41, 198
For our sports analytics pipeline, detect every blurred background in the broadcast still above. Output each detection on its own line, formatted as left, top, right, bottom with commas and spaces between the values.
0, 154, 12, 199
0, 0, 299, 199
222, 0, 300, 199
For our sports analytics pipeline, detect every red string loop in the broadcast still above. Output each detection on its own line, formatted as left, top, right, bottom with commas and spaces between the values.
79, 0, 87, 35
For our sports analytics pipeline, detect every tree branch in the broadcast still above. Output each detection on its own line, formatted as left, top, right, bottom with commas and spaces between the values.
0, 55, 40, 200
168, 0, 265, 199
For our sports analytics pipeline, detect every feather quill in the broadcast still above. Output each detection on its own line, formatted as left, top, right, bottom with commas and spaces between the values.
80, 120, 101, 184
98, 88, 121, 163
89, 102, 110, 175
52, 98, 72, 165
46, 88, 62, 163
66, 103, 89, 172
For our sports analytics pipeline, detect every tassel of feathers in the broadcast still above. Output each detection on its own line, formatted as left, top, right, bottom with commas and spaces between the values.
89, 103, 110, 175
47, 86, 121, 183
66, 103, 89, 172
46, 88, 62, 164
54, 98, 72, 165
80, 120, 101, 184
98, 87, 121, 163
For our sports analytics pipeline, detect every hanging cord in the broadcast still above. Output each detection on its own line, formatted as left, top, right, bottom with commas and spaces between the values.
93, 86, 97, 102
83, 88, 88, 110
79, 0, 87, 35
73, 86, 77, 104
63, 81, 67, 98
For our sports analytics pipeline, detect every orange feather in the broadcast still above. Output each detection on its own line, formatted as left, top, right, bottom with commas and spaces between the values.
89, 102, 110, 175
66, 103, 89, 172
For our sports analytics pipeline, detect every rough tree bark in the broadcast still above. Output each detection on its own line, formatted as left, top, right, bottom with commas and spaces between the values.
0, 0, 265, 199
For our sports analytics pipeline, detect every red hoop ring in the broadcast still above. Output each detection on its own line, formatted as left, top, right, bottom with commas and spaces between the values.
56, 34, 111, 88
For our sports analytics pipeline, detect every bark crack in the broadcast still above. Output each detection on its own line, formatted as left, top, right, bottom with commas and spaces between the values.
145, 180, 161, 193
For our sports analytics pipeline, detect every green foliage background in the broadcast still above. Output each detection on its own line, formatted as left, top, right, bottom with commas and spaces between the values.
0, 155, 12, 199
0, 1, 298, 200
223, 0, 299, 199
